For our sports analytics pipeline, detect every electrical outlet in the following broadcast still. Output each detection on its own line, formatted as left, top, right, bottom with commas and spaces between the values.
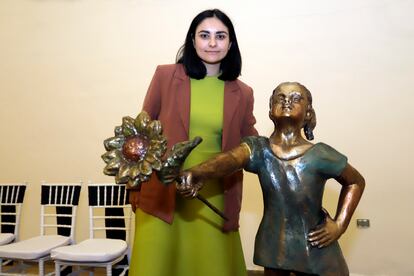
356, 219, 370, 228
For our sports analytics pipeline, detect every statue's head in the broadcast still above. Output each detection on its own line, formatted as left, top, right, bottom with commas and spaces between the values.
269, 82, 317, 140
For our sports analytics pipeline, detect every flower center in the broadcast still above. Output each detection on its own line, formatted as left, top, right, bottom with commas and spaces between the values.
122, 136, 149, 162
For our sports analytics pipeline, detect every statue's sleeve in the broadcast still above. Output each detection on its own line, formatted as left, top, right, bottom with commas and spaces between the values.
317, 143, 348, 178
241, 136, 261, 174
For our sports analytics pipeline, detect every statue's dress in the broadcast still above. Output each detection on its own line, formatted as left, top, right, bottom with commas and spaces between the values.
130, 76, 247, 276
243, 136, 349, 276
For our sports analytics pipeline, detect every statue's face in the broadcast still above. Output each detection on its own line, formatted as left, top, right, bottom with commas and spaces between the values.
270, 83, 309, 123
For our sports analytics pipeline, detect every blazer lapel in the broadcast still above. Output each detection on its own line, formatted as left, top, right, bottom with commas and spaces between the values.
173, 65, 191, 136
222, 81, 240, 150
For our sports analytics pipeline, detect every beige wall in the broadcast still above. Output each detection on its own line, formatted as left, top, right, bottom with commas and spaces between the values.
1, 1, 413, 275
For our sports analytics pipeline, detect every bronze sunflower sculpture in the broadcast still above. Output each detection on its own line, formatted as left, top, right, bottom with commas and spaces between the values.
102, 111, 167, 188
101, 111, 226, 220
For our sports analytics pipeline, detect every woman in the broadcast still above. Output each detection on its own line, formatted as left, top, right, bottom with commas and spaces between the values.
179, 82, 365, 276
128, 9, 258, 276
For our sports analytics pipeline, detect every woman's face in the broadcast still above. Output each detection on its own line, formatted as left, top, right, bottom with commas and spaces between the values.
270, 84, 309, 124
193, 17, 231, 65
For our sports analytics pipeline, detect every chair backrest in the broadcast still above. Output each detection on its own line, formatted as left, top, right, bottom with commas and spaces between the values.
0, 183, 27, 241
87, 183, 131, 241
40, 182, 82, 244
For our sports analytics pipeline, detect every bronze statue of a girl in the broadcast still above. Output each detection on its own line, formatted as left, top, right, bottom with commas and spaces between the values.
178, 82, 365, 276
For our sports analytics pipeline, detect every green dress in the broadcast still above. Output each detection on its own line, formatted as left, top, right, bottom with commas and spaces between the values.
129, 76, 247, 276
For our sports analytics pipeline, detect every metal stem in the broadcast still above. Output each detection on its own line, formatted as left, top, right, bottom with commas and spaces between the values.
196, 194, 228, 221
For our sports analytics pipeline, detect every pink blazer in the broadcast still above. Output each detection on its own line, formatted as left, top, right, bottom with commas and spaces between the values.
136, 64, 257, 231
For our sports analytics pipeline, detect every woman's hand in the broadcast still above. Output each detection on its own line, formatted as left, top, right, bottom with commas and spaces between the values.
307, 212, 344, 248
129, 189, 139, 213
176, 171, 204, 198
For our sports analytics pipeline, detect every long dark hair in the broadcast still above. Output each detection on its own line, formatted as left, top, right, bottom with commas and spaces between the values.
176, 9, 242, 81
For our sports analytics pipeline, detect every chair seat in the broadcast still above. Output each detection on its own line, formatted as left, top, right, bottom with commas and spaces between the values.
0, 235, 71, 259
0, 233, 15, 246
51, 238, 127, 262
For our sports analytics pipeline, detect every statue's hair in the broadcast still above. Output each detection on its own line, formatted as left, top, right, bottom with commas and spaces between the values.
269, 82, 317, 140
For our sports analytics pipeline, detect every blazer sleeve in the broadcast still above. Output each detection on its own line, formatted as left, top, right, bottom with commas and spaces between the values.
241, 87, 258, 137
142, 66, 162, 120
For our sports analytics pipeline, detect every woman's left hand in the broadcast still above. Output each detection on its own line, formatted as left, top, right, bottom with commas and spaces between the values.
176, 171, 204, 198
307, 213, 344, 248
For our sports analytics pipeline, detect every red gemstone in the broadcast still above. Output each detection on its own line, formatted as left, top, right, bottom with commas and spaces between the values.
122, 136, 148, 162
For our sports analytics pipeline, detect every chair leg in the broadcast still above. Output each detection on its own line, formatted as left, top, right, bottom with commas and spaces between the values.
119, 266, 129, 276
55, 261, 61, 276
39, 259, 45, 276
73, 265, 83, 275
18, 260, 26, 273
106, 264, 112, 276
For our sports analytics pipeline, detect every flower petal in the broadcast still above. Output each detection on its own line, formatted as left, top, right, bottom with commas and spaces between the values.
149, 139, 167, 158
104, 136, 125, 151
145, 153, 156, 164
101, 149, 120, 163
116, 164, 131, 184
129, 164, 141, 179
129, 178, 141, 188
148, 120, 163, 137
122, 116, 138, 137
139, 160, 152, 176
152, 159, 162, 171
103, 158, 122, 175
114, 125, 123, 136
139, 174, 150, 183
134, 112, 151, 134
144, 151, 162, 170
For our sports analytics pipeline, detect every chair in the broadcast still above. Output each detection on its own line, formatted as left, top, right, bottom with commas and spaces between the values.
0, 183, 27, 246
52, 183, 132, 276
0, 182, 81, 276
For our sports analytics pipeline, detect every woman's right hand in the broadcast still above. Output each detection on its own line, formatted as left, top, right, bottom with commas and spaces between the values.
176, 171, 203, 198
129, 189, 139, 213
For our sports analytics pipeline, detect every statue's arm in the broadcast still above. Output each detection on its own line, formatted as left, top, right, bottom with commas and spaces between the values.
333, 163, 366, 232
308, 163, 365, 248
177, 143, 251, 198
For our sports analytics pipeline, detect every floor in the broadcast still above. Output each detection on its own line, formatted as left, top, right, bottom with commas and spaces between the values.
8, 263, 264, 276
248, 270, 265, 276
3, 262, 110, 275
